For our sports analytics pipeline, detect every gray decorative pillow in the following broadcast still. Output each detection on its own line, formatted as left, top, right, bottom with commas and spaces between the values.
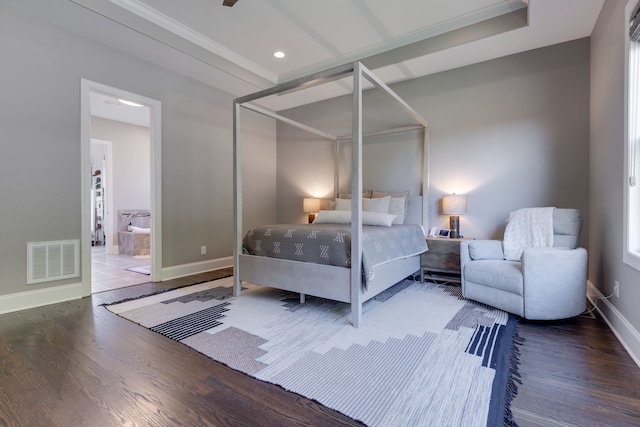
338, 191, 372, 199
371, 190, 409, 199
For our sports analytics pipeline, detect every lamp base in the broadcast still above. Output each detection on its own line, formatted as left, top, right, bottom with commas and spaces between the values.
308, 213, 316, 224
449, 215, 460, 239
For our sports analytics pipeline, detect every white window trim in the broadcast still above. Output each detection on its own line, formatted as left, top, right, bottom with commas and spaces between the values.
625, 0, 640, 271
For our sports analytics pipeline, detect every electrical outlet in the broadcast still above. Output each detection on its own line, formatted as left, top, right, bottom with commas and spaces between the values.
614, 280, 620, 298
200, 246, 207, 255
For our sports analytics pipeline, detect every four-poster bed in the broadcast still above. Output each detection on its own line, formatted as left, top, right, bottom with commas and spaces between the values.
233, 61, 430, 327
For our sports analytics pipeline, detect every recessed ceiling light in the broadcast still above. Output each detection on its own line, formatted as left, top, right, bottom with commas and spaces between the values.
273, 51, 285, 59
118, 99, 144, 107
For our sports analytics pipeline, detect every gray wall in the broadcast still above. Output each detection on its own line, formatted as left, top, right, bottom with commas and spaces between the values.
277, 39, 590, 245
0, 3, 276, 296
590, 0, 640, 333
276, 122, 423, 225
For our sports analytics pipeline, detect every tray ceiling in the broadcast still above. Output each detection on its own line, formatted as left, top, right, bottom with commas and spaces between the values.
11, 0, 605, 111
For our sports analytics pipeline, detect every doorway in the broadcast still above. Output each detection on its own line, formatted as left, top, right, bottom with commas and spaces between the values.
80, 80, 162, 296
90, 135, 150, 292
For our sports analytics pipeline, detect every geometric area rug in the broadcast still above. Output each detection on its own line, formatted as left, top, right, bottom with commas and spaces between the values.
104, 277, 521, 427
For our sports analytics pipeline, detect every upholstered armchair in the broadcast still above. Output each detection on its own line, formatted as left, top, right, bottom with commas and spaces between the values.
460, 208, 587, 320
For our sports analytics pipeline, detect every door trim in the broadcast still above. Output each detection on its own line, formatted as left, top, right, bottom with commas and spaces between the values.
80, 79, 162, 295
90, 138, 114, 254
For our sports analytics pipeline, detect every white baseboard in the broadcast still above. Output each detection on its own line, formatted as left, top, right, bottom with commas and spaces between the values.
0, 282, 84, 315
587, 280, 640, 368
0, 257, 233, 315
161, 256, 233, 281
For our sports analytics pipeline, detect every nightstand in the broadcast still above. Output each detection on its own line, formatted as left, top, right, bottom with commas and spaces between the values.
421, 237, 475, 284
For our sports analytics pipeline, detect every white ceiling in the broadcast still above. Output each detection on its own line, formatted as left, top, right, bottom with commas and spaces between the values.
90, 92, 151, 127
10, 0, 605, 123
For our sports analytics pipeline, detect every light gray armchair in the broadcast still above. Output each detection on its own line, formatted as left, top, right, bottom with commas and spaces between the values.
460, 208, 587, 320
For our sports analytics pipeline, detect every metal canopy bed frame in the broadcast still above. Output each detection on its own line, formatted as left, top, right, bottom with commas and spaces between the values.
233, 61, 430, 327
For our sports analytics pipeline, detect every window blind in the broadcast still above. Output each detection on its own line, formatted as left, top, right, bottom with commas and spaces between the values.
631, 1, 640, 41
631, 2, 640, 186
630, 41, 639, 187
629, 2, 640, 42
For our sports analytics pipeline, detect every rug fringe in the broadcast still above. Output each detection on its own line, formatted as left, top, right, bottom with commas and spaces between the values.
503, 316, 524, 427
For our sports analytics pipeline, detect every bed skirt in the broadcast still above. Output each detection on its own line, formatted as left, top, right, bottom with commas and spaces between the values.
238, 254, 420, 305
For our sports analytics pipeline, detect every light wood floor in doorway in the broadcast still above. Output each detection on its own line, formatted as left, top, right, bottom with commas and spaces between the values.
91, 245, 151, 293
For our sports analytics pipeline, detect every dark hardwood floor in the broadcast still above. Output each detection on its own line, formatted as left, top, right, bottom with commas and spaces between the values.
0, 270, 639, 426
512, 310, 640, 427
0, 269, 362, 427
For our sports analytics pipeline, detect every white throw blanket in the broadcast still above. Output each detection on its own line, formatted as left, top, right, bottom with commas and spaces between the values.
503, 207, 555, 260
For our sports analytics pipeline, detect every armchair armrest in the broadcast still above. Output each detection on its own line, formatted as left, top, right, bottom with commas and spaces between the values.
460, 241, 473, 288
522, 247, 587, 320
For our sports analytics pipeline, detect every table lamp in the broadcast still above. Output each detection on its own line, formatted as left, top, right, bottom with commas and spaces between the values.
442, 194, 467, 238
303, 197, 321, 223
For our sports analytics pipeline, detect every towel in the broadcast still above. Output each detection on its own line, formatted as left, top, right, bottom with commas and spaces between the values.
503, 207, 555, 260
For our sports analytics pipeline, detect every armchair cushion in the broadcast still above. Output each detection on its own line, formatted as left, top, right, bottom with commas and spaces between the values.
552, 209, 582, 249
464, 260, 523, 295
468, 240, 504, 260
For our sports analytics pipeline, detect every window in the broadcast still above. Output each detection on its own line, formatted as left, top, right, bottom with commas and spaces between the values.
626, 0, 640, 269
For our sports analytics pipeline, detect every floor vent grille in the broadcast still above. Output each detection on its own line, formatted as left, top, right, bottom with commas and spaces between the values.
27, 240, 79, 284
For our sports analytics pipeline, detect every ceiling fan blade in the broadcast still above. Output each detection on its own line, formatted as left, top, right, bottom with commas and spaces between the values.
222, 0, 238, 6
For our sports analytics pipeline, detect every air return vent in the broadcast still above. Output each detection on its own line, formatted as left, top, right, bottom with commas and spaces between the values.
27, 240, 79, 284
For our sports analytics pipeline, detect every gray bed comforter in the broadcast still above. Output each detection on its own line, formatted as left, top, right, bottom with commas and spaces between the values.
242, 224, 427, 283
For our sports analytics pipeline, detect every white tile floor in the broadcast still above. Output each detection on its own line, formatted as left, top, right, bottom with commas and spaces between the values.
91, 245, 152, 293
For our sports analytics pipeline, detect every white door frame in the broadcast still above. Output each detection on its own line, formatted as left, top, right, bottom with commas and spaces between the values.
80, 79, 162, 296
90, 138, 114, 253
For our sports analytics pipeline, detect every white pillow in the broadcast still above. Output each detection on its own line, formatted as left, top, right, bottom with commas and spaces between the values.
312, 210, 397, 227
334, 198, 352, 211
372, 190, 410, 223
335, 196, 391, 213
388, 196, 407, 225
313, 210, 350, 223
362, 211, 397, 226
363, 195, 391, 213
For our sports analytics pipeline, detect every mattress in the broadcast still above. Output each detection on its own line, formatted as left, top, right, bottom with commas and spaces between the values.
242, 224, 427, 283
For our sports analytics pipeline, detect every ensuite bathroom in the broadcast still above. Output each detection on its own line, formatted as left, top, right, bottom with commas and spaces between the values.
90, 109, 151, 293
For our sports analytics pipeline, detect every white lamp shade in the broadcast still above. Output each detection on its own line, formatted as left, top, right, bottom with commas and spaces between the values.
442, 195, 467, 215
303, 197, 321, 213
